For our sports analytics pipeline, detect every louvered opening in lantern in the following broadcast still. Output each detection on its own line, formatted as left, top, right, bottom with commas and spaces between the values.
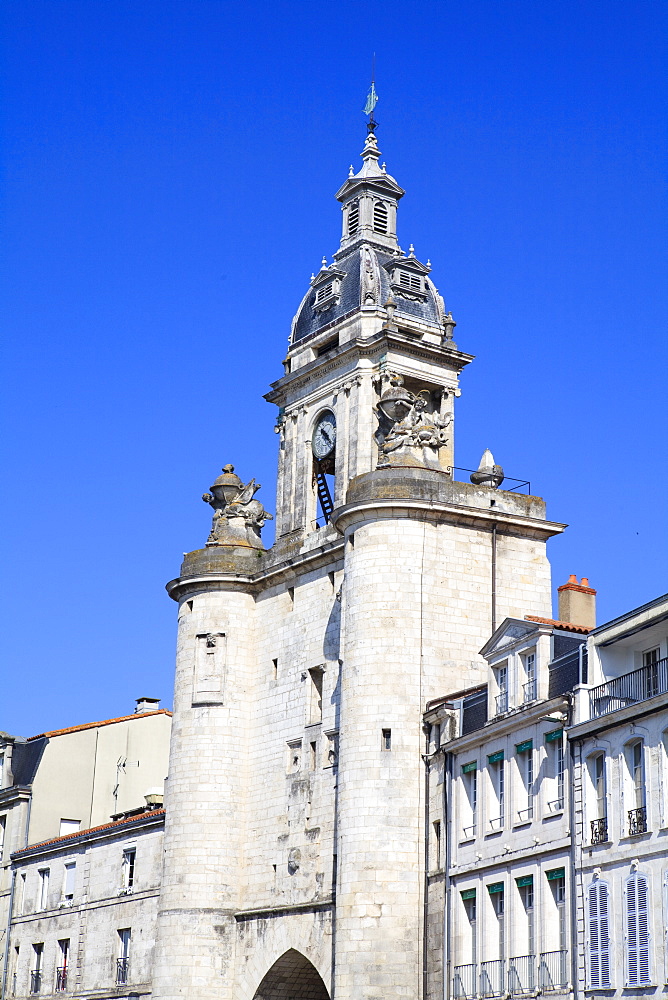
348, 201, 359, 236
373, 201, 388, 234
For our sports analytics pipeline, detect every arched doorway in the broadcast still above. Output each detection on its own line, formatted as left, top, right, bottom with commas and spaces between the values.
252, 949, 330, 1000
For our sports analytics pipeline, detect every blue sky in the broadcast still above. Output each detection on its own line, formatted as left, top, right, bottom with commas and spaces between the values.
1, 1, 666, 737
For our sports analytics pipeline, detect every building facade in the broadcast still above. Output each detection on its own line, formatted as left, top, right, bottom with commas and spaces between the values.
150, 126, 565, 1000
569, 594, 668, 997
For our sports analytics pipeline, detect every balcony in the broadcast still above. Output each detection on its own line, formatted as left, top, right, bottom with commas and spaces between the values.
29, 972, 41, 995
452, 963, 477, 999
508, 954, 535, 994
116, 958, 130, 986
590, 816, 608, 844
628, 805, 647, 836
479, 959, 505, 997
495, 692, 508, 715
589, 658, 668, 719
55, 968, 67, 991
538, 950, 569, 993
523, 679, 537, 703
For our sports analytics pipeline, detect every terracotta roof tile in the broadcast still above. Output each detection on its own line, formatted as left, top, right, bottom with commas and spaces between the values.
524, 615, 591, 635
28, 709, 172, 742
12, 810, 165, 857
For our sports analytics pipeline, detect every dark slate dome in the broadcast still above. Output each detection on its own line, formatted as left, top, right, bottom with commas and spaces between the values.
291, 246, 445, 345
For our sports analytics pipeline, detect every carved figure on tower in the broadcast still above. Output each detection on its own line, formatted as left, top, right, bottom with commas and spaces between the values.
375, 376, 452, 471
202, 464, 273, 548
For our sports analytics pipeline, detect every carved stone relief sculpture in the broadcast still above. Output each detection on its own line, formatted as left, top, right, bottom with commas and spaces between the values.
375, 375, 452, 471
202, 464, 273, 548
360, 245, 380, 305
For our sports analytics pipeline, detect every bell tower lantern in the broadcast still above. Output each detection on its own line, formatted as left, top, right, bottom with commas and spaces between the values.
266, 128, 473, 539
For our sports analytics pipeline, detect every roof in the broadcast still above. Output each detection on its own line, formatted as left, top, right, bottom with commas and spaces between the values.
291, 245, 443, 344
28, 709, 172, 742
11, 809, 165, 859
524, 615, 591, 635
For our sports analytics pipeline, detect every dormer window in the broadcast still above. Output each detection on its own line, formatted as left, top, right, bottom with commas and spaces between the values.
373, 201, 388, 235
347, 201, 359, 236
312, 269, 344, 314
316, 283, 333, 304
399, 271, 422, 292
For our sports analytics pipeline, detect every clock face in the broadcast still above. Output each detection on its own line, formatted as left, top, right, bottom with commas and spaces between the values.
312, 411, 336, 459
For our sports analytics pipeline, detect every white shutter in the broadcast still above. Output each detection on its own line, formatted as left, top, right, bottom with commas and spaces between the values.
588, 880, 611, 988
626, 873, 650, 986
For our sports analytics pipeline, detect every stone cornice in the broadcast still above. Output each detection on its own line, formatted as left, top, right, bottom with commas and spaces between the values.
331, 496, 567, 543
234, 898, 334, 921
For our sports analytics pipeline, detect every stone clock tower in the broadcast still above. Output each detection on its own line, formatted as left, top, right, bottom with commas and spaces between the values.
152, 128, 565, 1000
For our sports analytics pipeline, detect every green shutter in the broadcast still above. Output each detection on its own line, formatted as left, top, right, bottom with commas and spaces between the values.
545, 729, 563, 743
461, 761, 477, 774
546, 867, 565, 881
516, 875, 534, 888
515, 739, 533, 754
487, 750, 504, 764
487, 882, 504, 894
460, 888, 476, 900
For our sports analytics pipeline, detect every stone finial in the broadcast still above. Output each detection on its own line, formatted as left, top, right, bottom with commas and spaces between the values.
202, 465, 273, 549
443, 312, 457, 350
408, 243, 415, 257
470, 450, 504, 489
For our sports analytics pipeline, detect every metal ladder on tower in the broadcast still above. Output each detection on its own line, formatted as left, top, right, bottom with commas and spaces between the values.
315, 470, 334, 523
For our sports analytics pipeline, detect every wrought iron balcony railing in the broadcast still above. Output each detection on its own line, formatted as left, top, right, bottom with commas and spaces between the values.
589, 658, 668, 719
523, 679, 537, 703
29, 971, 41, 995
590, 816, 608, 844
55, 968, 67, 992
116, 958, 130, 986
452, 963, 477, 999
538, 950, 569, 992
479, 959, 505, 997
508, 954, 535, 995
628, 805, 647, 836
495, 691, 508, 715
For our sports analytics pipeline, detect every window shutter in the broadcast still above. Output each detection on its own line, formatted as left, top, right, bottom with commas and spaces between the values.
588, 880, 611, 989
626, 873, 650, 986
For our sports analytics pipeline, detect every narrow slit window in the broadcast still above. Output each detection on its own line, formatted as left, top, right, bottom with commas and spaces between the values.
382, 728, 392, 751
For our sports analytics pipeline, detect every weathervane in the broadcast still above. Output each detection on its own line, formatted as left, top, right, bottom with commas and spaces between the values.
363, 55, 378, 133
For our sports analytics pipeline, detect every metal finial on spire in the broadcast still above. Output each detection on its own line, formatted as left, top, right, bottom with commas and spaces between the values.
362, 55, 378, 134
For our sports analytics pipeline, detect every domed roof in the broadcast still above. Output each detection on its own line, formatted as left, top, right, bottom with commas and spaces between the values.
291, 246, 445, 345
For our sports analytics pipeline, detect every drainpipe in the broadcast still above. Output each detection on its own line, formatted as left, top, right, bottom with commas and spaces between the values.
491, 524, 497, 632
566, 694, 579, 999
422, 725, 431, 1000
1, 870, 17, 1000
443, 751, 452, 1000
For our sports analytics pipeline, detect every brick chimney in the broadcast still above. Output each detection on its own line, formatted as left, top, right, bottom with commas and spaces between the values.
557, 575, 596, 629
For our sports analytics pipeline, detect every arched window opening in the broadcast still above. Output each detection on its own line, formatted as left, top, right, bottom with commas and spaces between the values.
252, 949, 330, 1000
625, 740, 647, 835
373, 201, 388, 235
625, 872, 650, 987
588, 752, 607, 844
347, 201, 359, 236
587, 879, 611, 989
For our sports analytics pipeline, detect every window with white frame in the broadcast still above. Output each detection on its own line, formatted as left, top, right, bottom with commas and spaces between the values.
516, 876, 535, 958
0, 814, 5, 861
515, 740, 534, 823
545, 730, 565, 811
642, 647, 660, 698
454, 889, 477, 996
37, 869, 49, 911
523, 651, 536, 702
625, 871, 650, 987
122, 849, 136, 889
488, 751, 505, 830
625, 740, 647, 834
62, 863, 75, 902
460, 762, 478, 838
116, 928, 131, 985
488, 883, 505, 961
494, 663, 508, 714
587, 752, 608, 844
587, 878, 611, 989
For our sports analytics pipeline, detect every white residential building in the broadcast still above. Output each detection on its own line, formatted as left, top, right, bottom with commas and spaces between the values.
569, 593, 668, 997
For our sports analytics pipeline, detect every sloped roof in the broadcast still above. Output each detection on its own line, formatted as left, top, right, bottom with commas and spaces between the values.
28, 709, 172, 742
